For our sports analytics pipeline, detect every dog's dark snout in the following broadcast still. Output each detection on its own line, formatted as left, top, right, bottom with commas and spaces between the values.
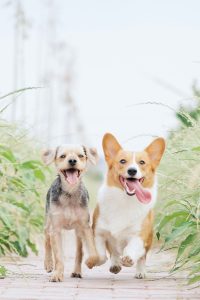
128, 168, 137, 176
68, 159, 77, 166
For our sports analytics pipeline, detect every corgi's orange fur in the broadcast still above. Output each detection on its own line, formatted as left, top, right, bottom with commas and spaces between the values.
93, 133, 165, 278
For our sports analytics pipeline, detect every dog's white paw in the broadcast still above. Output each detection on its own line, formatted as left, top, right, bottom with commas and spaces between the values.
135, 272, 146, 279
121, 255, 134, 267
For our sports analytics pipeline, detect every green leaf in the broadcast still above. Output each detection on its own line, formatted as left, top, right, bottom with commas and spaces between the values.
176, 233, 196, 262
9, 176, 27, 190
170, 260, 188, 273
0, 265, 7, 279
174, 216, 189, 228
0, 87, 42, 100
165, 221, 193, 244
0, 145, 16, 162
0, 211, 12, 229
0, 236, 18, 253
8, 200, 30, 212
157, 211, 189, 232
189, 264, 200, 276
34, 169, 45, 182
188, 245, 200, 259
20, 160, 43, 170
156, 231, 160, 240
12, 241, 28, 257
192, 146, 200, 151
188, 275, 200, 285
164, 200, 178, 209
27, 239, 38, 255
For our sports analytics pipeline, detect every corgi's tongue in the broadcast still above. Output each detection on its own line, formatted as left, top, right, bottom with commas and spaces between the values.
65, 169, 79, 185
119, 176, 151, 204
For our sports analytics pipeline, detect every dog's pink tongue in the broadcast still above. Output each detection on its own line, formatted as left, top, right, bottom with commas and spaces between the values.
66, 170, 79, 185
127, 180, 152, 204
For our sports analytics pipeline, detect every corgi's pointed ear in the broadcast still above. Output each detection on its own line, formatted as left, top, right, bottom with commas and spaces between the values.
84, 146, 99, 165
145, 138, 165, 168
102, 133, 122, 162
41, 148, 57, 165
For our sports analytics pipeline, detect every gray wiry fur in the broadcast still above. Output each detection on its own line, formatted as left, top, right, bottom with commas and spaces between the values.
46, 175, 89, 213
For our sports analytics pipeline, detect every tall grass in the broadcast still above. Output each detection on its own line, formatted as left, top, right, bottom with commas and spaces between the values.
0, 120, 51, 260
157, 116, 200, 285
0, 88, 51, 277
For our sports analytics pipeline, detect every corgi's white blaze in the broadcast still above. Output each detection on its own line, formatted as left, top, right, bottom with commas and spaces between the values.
124, 152, 142, 179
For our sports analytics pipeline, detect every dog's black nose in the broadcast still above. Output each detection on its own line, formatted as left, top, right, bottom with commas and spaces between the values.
68, 159, 77, 166
127, 168, 137, 176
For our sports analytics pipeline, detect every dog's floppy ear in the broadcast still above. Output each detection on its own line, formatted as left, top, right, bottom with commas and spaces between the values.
41, 148, 57, 165
102, 133, 122, 163
145, 138, 165, 169
83, 147, 99, 165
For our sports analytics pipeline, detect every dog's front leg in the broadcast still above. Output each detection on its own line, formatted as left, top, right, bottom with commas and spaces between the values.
50, 231, 64, 282
82, 226, 99, 269
106, 239, 121, 274
44, 229, 53, 273
71, 233, 83, 278
94, 234, 107, 266
121, 236, 145, 268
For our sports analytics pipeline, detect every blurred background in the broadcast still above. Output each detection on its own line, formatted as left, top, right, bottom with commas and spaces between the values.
1, 1, 200, 281
1, 0, 200, 153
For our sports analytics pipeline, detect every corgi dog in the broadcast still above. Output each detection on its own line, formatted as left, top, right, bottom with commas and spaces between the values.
93, 133, 165, 278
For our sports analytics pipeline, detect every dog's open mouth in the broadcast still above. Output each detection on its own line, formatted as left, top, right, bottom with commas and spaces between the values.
61, 168, 81, 185
119, 176, 151, 204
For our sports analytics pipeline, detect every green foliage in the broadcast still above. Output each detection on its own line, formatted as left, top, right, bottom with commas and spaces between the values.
0, 88, 51, 276
0, 265, 7, 278
157, 113, 200, 285
0, 120, 51, 260
176, 82, 200, 127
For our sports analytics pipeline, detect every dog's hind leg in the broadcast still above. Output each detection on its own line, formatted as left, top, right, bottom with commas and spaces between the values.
135, 254, 146, 279
71, 234, 83, 278
44, 229, 53, 273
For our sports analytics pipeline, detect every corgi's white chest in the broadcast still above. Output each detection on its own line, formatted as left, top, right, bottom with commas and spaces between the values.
97, 184, 157, 237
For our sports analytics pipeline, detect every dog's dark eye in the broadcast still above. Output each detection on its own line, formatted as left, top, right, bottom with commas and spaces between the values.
78, 154, 84, 158
60, 154, 66, 159
139, 160, 145, 165
120, 159, 127, 164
